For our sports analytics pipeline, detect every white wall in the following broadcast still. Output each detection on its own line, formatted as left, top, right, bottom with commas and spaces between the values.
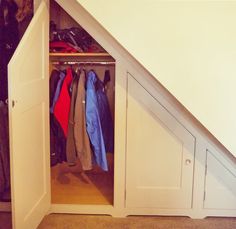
77, 0, 236, 157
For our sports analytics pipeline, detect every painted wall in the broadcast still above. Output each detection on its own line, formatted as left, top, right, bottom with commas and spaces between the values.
77, 0, 236, 157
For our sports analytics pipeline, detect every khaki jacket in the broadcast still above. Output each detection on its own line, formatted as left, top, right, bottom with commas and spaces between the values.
74, 70, 92, 170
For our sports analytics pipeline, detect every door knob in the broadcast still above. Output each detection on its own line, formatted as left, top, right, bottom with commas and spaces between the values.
185, 159, 191, 165
12, 100, 17, 108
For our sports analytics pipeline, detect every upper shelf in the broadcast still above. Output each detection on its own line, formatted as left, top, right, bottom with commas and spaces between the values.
49, 52, 111, 57
49, 52, 115, 62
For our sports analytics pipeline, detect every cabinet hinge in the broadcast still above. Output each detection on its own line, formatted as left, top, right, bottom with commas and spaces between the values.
203, 191, 206, 202
124, 189, 126, 201
205, 164, 207, 176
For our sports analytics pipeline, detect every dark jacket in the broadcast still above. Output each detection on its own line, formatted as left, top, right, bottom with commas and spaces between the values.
49, 70, 66, 166
96, 72, 114, 153
0, 101, 10, 199
0, 0, 19, 101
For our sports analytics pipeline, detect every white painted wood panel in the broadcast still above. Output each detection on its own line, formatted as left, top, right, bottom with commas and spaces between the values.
8, 1, 50, 228
204, 150, 236, 210
126, 74, 195, 209
76, 0, 236, 158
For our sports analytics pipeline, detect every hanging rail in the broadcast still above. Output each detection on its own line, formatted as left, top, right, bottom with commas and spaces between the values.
51, 61, 116, 65
49, 52, 111, 57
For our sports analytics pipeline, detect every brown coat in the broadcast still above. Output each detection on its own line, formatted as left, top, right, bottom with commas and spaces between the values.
74, 70, 92, 170
66, 74, 79, 165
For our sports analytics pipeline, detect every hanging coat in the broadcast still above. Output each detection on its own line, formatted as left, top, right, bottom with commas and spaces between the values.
49, 70, 66, 166
0, 0, 19, 101
66, 73, 79, 165
0, 101, 10, 199
96, 73, 114, 153
50, 71, 66, 113
74, 70, 93, 170
86, 70, 108, 171
50, 113, 67, 166
54, 67, 73, 137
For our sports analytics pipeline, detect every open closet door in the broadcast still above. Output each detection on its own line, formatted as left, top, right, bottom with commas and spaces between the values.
8, 1, 50, 229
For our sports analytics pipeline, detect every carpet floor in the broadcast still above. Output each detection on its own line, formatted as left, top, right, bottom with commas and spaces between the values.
0, 213, 236, 229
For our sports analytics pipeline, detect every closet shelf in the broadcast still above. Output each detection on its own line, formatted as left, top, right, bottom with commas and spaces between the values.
49, 52, 111, 57
49, 52, 115, 63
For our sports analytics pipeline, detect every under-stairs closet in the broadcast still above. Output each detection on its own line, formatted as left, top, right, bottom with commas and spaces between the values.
2, 0, 236, 228
49, 0, 116, 206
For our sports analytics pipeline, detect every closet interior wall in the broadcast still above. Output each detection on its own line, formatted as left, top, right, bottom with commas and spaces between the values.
49, 0, 115, 205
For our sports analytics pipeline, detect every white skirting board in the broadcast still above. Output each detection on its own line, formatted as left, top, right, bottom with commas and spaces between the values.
0, 202, 11, 212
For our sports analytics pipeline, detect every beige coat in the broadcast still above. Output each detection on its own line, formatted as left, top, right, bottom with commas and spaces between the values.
74, 70, 92, 170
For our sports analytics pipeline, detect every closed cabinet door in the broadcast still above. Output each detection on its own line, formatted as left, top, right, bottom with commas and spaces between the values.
126, 74, 195, 209
204, 150, 236, 210
8, 1, 50, 228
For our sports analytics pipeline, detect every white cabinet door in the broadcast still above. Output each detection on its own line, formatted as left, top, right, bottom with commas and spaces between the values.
8, 1, 50, 229
204, 150, 236, 210
126, 74, 195, 209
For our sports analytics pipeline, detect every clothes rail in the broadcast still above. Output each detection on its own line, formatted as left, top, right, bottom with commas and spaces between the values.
51, 61, 115, 65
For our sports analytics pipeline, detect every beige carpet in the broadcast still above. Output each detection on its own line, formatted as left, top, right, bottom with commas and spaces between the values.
38, 215, 236, 229
1, 213, 236, 229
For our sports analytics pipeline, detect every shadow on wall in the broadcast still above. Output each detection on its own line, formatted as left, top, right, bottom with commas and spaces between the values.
0, 0, 33, 101
0, 0, 33, 201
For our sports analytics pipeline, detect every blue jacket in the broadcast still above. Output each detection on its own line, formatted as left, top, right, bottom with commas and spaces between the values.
96, 78, 114, 153
50, 71, 66, 113
86, 70, 108, 171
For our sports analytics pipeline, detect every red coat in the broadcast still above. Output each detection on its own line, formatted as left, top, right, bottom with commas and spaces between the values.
54, 68, 73, 137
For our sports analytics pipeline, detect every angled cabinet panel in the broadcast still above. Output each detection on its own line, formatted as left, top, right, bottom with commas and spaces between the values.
126, 74, 195, 209
204, 150, 236, 210
8, 1, 50, 229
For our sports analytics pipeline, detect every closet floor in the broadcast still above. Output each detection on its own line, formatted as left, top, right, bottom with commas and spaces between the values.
51, 153, 114, 205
